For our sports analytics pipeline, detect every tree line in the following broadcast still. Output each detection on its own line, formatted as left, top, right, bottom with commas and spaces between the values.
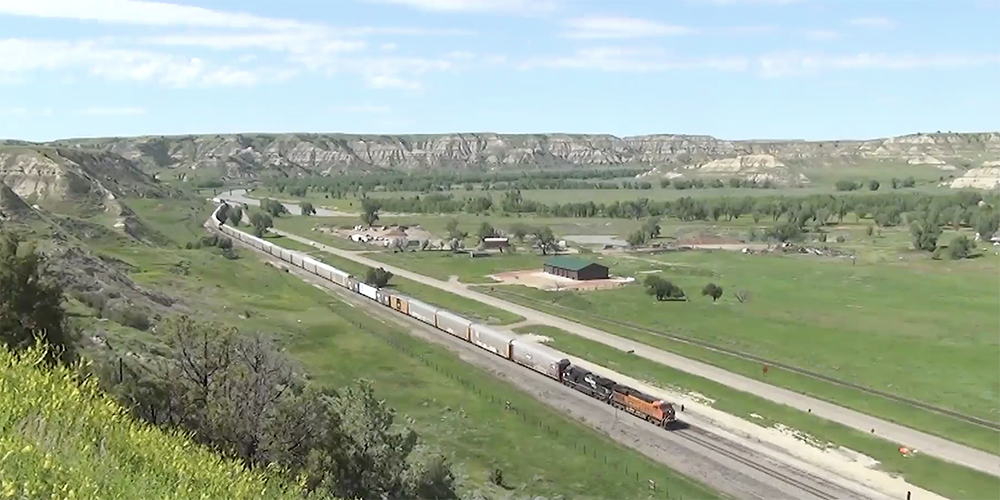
0, 232, 458, 500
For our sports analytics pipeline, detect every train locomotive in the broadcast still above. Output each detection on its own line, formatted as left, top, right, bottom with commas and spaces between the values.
210, 203, 677, 430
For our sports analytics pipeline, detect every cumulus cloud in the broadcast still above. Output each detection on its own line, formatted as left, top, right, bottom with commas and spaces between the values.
562, 16, 695, 39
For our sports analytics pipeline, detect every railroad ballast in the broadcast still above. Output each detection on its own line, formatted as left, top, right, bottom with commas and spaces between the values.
210, 203, 678, 430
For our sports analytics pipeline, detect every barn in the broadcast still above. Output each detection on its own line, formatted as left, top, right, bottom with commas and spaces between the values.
543, 256, 609, 281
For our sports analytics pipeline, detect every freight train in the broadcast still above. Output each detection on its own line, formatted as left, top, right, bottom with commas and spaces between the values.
210, 203, 677, 429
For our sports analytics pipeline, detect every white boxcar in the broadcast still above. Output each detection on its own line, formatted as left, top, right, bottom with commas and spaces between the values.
407, 298, 438, 326
301, 256, 317, 273
329, 268, 351, 288
470, 324, 515, 359
358, 282, 378, 300
291, 253, 304, 268
435, 310, 471, 341
509, 339, 570, 381
314, 262, 334, 281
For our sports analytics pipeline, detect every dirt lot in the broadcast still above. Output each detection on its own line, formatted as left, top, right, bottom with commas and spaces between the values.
489, 269, 633, 291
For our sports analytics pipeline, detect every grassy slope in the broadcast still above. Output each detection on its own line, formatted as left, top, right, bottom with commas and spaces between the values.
94, 199, 718, 500
0, 344, 308, 500
511, 325, 1000, 500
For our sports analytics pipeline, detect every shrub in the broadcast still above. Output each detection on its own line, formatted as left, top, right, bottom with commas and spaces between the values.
0, 342, 310, 500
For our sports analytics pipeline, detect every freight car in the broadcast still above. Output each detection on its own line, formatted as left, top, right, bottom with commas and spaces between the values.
209, 203, 680, 433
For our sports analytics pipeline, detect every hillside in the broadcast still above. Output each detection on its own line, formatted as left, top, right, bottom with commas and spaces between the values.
22, 131, 997, 183
0, 145, 176, 215
0, 343, 311, 500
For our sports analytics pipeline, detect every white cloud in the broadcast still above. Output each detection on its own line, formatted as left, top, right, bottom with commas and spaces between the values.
520, 47, 749, 72
381, 43, 398, 51
0, 0, 311, 30
562, 16, 695, 39
445, 50, 475, 59
78, 106, 147, 116
0, 39, 270, 88
366, 0, 560, 14
847, 17, 895, 29
757, 52, 1000, 78
139, 33, 367, 53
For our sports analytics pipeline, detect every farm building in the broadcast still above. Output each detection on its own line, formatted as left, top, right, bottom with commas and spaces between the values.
482, 237, 511, 252
543, 256, 609, 281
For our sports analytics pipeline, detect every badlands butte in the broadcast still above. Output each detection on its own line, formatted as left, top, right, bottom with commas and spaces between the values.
1, 131, 999, 191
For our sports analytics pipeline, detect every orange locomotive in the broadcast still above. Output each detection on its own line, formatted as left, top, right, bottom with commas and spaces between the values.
610, 385, 676, 428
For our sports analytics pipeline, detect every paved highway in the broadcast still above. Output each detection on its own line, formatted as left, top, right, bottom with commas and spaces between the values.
215, 192, 1000, 477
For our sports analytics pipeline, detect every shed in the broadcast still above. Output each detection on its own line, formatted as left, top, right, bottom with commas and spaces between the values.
482, 237, 510, 252
543, 256, 609, 281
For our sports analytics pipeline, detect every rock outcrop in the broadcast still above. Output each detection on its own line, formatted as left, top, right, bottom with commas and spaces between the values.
1, 131, 996, 187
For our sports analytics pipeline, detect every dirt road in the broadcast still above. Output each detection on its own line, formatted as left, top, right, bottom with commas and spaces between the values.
266, 225, 1000, 478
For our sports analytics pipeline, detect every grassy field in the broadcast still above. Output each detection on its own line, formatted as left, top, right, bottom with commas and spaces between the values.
478, 242, 1000, 454
511, 325, 1000, 500
91, 201, 718, 499
0, 344, 307, 500
263, 234, 525, 326
370, 251, 549, 283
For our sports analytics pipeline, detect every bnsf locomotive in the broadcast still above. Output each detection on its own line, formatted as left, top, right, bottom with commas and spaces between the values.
210, 203, 678, 430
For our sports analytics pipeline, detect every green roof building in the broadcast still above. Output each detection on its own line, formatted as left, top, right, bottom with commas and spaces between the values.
543, 256, 609, 281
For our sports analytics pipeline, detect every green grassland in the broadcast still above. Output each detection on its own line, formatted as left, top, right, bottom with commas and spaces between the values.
0, 344, 309, 500
89, 200, 718, 499
263, 234, 524, 325
370, 251, 549, 283
510, 325, 1000, 500
478, 239, 1000, 453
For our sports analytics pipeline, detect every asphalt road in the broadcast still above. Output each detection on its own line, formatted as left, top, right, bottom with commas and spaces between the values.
242, 215, 999, 479
232, 232, 883, 500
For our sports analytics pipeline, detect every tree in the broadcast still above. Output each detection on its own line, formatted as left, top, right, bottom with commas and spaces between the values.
445, 218, 468, 242
641, 216, 662, 239
765, 222, 802, 243
300, 201, 316, 216
0, 233, 75, 364
531, 226, 558, 255
701, 283, 723, 302
228, 206, 243, 226
249, 212, 273, 238
910, 218, 942, 252
260, 199, 288, 218
365, 266, 393, 287
477, 222, 497, 242
644, 275, 685, 301
948, 235, 974, 260
361, 199, 381, 227
868, 179, 880, 191
626, 230, 648, 247
508, 223, 529, 242
974, 209, 999, 241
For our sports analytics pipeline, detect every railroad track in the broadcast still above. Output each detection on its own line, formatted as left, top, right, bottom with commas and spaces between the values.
489, 288, 999, 431
673, 427, 844, 500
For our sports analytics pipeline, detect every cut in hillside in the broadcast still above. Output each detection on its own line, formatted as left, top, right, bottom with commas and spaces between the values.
30, 131, 1000, 180
0, 145, 175, 215
0, 343, 312, 500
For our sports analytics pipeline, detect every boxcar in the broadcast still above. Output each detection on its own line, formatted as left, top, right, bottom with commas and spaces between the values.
291, 253, 304, 268
469, 324, 514, 359
314, 262, 333, 281
347, 277, 360, 293
509, 339, 570, 381
358, 282, 378, 300
435, 310, 471, 341
407, 298, 438, 326
387, 293, 409, 315
376, 289, 392, 307
329, 268, 351, 288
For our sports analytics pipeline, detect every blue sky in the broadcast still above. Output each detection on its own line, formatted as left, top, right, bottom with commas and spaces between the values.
0, 0, 998, 142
